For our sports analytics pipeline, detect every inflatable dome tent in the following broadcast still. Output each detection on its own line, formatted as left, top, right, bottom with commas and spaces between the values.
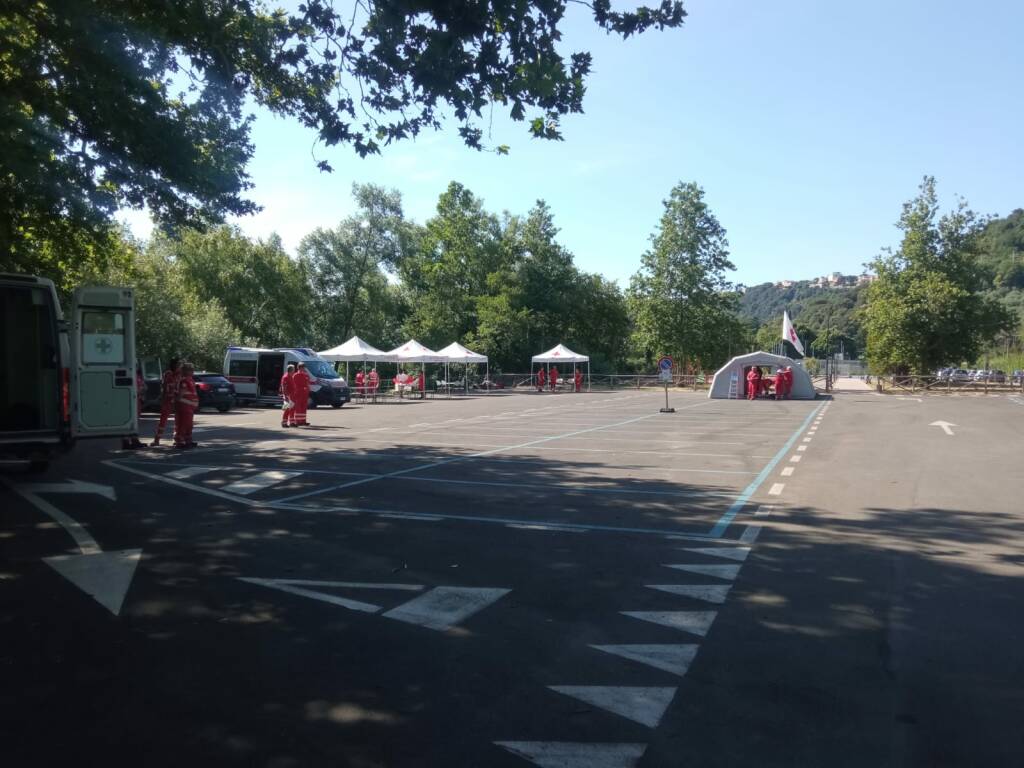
708, 351, 816, 400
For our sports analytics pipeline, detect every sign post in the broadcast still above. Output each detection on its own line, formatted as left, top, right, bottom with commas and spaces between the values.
658, 356, 675, 413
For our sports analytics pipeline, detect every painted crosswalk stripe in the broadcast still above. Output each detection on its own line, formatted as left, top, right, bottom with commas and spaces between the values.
382, 586, 510, 631
681, 546, 750, 562
790, 454, 802, 462
223, 470, 301, 495
755, 504, 775, 516
166, 465, 220, 480
769, 483, 785, 495
781, 466, 794, 476
590, 644, 699, 677
645, 584, 731, 604
663, 563, 740, 580
739, 524, 763, 544
622, 610, 717, 637
548, 686, 676, 728
495, 741, 647, 768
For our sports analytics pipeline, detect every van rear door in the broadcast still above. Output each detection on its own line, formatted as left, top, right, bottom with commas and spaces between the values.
70, 286, 137, 438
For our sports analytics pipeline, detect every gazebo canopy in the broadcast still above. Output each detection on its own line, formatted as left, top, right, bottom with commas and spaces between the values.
707, 351, 816, 400
318, 335, 396, 362
437, 341, 488, 363
387, 339, 447, 363
531, 343, 589, 364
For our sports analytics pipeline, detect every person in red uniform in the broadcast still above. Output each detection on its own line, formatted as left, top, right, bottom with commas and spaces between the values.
368, 367, 379, 396
280, 364, 295, 427
174, 363, 199, 449
783, 366, 793, 399
746, 366, 761, 400
771, 368, 784, 400
417, 369, 425, 398
291, 362, 312, 426
150, 358, 180, 446
574, 368, 583, 393
536, 367, 545, 392
354, 369, 365, 396
549, 366, 558, 391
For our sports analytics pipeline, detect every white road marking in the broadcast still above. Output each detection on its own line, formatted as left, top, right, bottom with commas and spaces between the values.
645, 584, 731, 604
166, 465, 221, 480
755, 504, 774, 516
802, 437, 813, 443
621, 610, 717, 637
681, 546, 750, 562
768, 483, 785, 495
663, 563, 739, 580
44, 550, 141, 616
590, 644, 700, 677
781, 466, 794, 477
223, 470, 302, 495
929, 420, 957, 436
547, 686, 677, 728
797, 445, 807, 451
382, 586, 511, 631
238, 578, 383, 613
378, 513, 442, 522
790, 455, 802, 462
739, 525, 762, 544
495, 741, 647, 768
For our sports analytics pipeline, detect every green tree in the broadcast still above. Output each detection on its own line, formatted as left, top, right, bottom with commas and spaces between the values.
2, 0, 685, 270
299, 183, 415, 347
861, 177, 1013, 373
627, 181, 740, 370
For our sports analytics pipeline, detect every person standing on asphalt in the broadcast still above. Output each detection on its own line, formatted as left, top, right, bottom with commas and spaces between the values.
368, 367, 379, 396
174, 362, 199, 449
151, 358, 180, 446
280, 364, 295, 427
782, 365, 792, 399
746, 366, 761, 400
354, 369, 365, 397
549, 366, 558, 391
291, 362, 311, 426
574, 368, 583, 393
417, 368, 425, 399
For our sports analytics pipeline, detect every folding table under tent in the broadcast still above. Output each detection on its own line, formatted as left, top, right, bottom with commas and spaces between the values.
531, 343, 590, 392
387, 340, 447, 397
317, 336, 397, 387
436, 342, 489, 394
707, 351, 815, 400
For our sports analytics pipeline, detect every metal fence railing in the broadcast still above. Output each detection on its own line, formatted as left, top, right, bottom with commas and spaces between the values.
876, 375, 1024, 394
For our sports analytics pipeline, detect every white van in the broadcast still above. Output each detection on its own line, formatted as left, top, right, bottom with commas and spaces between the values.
1, 274, 138, 470
223, 347, 351, 408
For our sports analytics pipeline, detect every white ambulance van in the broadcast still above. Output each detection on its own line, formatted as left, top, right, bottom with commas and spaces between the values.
223, 347, 351, 408
1, 274, 138, 471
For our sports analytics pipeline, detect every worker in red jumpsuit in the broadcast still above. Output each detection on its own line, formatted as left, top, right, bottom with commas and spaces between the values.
150, 358, 180, 446
417, 369, 425, 398
354, 369, 365, 396
550, 366, 558, 391
574, 368, 583, 393
771, 368, 784, 400
280, 364, 295, 427
174, 363, 199, 449
746, 366, 761, 400
368, 367, 379, 396
783, 366, 793, 399
536, 367, 545, 392
291, 362, 312, 426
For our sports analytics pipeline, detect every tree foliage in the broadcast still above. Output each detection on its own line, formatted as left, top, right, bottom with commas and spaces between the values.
860, 177, 1013, 373
1, 0, 685, 267
627, 181, 743, 369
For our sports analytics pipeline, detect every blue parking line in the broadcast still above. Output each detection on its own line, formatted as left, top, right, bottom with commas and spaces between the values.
705, 402, 823, 538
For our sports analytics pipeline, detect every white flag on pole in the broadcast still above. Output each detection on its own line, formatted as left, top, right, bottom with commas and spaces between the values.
781, 311, 805, 356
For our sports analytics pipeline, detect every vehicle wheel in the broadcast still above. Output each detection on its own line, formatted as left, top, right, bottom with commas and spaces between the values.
331, 403, 341, 409
308, 399, 317, 409
216, 403, 231, 413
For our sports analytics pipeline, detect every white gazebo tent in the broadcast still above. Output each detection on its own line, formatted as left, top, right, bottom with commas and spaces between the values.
531, 343, 590, 392
318, 335, 397, 383
387, 339, 447, 395
437, 342, 489, 394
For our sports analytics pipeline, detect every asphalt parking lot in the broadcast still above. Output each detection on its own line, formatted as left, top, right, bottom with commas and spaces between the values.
2, 389, 1023, 767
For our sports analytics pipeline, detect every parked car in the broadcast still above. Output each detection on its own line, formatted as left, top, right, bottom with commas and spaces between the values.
951, 369, 972, 382
990, 370, 1007, 383
192, 372, 236, 412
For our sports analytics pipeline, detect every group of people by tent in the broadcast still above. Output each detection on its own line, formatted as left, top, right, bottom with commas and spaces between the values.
746, 365, 794, 400
316, 338, 591, 396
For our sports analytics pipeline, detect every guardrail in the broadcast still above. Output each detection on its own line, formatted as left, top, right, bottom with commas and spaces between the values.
876, 375, 1024, 394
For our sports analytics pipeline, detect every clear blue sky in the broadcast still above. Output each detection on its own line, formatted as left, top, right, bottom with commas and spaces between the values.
122, 0, 1024, 287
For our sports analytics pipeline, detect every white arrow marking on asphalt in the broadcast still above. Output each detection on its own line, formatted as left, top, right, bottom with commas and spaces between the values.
645, 584, 732, 603
8, 479, 140, 615
495, 741, 647, 768
663, 563, 740, 580
930, 420, 957, 436
589, 644, 699, 677
621, 610, 717, 637
382, 586, 511, 631
44, 550, 141, 616
223, 470, 301, 495
681, 546, 750, 562
548, 686, 677, 728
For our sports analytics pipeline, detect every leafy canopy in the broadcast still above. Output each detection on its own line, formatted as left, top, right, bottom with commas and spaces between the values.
1, 0, 685, 263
